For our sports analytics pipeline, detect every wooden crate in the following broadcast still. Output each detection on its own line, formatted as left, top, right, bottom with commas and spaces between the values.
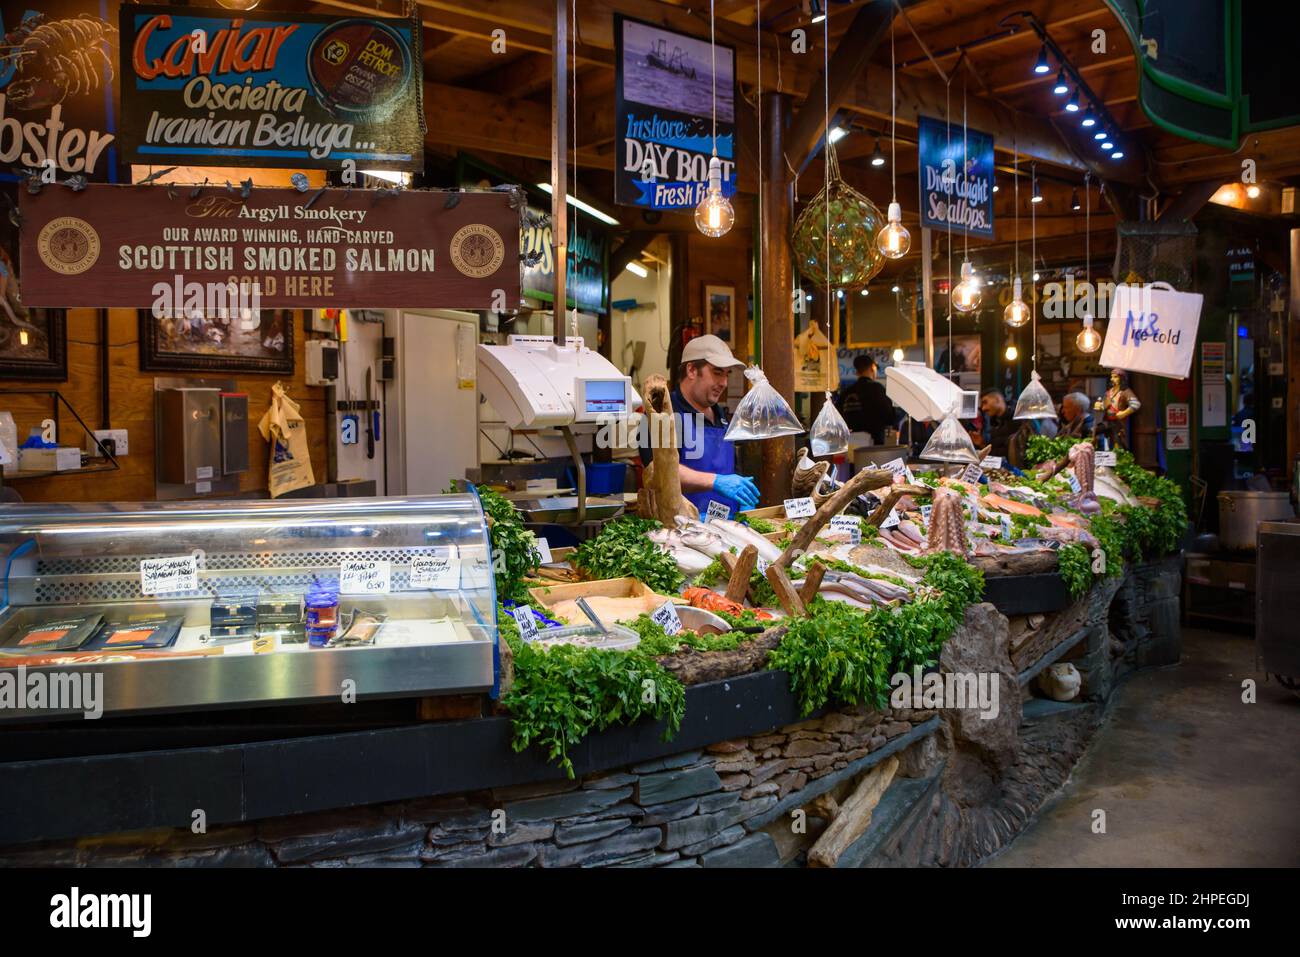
527, 576, 686, 611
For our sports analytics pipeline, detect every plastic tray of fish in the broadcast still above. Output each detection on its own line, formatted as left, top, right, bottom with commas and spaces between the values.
532, 623, 641, 651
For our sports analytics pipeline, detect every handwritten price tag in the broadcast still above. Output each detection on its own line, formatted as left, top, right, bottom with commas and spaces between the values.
961, 463, 983, 484
1095, 450, 1117, 467
1066, 469, 1082, 493
340, 558, 391, 595
706, 501, 731, 522
983, 456, 1003, 470
140, 555, 198, 595
756, 556, 771, 575
829, 515, 861, 544
881, 508, 900, 530
920, 504, 932, 523
410, 555, 460, 590
512, 605, 539, 642
650, 601, 683, 636
1000, 513, 1012, 540
784, 497, 816, 519
881, 457, 916, 485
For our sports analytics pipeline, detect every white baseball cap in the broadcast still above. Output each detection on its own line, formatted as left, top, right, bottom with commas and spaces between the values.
681, 334, 744, 369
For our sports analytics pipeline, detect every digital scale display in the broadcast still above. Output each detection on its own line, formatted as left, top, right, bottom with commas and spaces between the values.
584, 379, 627, 414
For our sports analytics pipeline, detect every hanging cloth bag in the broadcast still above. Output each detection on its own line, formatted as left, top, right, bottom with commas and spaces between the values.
258, 382, 316, 498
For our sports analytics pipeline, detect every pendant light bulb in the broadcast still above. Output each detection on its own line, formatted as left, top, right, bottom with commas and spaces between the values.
1031, 177, 1043, 203
694, 155, 734, 237
1005, 343, 1019, 362
1075, 313, 1102, 353
1004, 276, 1030, 328
892, 346, 905, 362
876, 201, 911, 259
1072, 188, 1081, 211
1033, 45, 1051, 74
952, 260, 981, 313
870, 138, 886, 167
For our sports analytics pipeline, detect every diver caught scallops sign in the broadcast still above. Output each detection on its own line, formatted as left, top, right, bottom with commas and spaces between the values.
118, 5, 422, 171
916, 115, 994, 239
614, 14, 736, 211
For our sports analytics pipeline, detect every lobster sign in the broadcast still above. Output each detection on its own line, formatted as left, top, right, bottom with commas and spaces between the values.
0, 2, 119, 179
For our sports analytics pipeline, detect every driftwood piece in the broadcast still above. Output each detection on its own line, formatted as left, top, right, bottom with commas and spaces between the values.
655, 625, 788, 686
722, 545, 758, 604
807, 755, 899, 868
640, 374, 700, 527
766, 563, 806, 616
776, 468, 894, 569
972, 550, 1059, 577
798, 561, 826, 604
866, 487, 905, 528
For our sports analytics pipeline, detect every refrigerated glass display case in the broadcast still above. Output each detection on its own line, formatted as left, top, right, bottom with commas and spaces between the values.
0, 494, 498, 720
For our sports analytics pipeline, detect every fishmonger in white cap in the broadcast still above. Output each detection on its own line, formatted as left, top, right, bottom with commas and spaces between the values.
637, 334, 760, 514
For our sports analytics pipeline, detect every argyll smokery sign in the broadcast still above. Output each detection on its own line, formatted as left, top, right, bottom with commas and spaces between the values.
916, 115, 995, 239
614, 14, 736, 211
118, 5, 423, 171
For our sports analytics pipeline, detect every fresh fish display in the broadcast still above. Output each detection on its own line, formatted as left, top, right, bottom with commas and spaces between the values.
980, 493, 1045, 517
675, 523, 730, 558
704, 518, 783, 563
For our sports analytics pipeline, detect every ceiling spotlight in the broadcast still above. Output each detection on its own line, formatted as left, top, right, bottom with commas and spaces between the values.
1065, 88, 1081, 113
1111, 150, 1125, 160
828, 125, 848, 144
1081, 107, 1097, 128
1033, 272, 1041, 281
1031, 178, 1043, 203
1072, 188, 1081, 211
870, 138, 886, 167
1052, 70, 1069, 95
1247, 184, 1261, 199
625, 261, 648, 278
861, 288, 870, 296
891, 284, 901, 293
1094, 128, 1108, 141
808, 0, 825, 24
1034, 45, 1051, 74
1101, 140, 1114, 151
837, 289, 844, 299
992, 183, 999, 192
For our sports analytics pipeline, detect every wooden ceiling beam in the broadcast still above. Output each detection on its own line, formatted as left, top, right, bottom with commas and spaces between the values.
787, 1, 899, 172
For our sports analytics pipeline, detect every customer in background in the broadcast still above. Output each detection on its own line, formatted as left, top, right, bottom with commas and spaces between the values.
968, 389, 1020, 460
1059, 392, 1095, 437
836, 355, 896, 445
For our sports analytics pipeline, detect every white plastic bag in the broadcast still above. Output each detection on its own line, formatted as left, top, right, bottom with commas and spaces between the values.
809, 391, 850, 456
1013, 370, 1058, 420
1101, 281, 1203, 379
920, 412, 979, 465
725, 367, 804, 441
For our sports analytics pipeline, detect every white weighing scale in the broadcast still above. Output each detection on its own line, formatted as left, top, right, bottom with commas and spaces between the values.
885, 360, 979, 422
477, 335, 641, 525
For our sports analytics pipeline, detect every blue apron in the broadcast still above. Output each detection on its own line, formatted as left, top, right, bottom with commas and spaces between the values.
684, 418, 740, 517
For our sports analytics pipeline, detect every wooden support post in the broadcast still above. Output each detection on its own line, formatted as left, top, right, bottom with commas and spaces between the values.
759, 91, 796, 507
765, 562, 806, 617
551, 0, 567, 346
776, 468, 894, 568
866, 486, 905, 527
721, 545, 758, 605
798, 561, 827, 605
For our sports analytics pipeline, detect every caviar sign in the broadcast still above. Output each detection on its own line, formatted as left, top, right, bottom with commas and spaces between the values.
19, 184, 520, 309
118, 5, 423, 171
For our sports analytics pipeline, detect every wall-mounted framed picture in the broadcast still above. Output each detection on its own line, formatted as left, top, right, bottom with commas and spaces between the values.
0, 306, 67, 380
138, 309, 295, 375
703, 282, 735, 346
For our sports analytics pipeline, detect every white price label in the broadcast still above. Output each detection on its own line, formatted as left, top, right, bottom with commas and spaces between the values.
920, 504, 932, 523
535, 537, 553, 564
1066, 469, 1082, 493
195, 481, 212, 494
829, 515, 861, 544
756, 556, 771, 575
983, 456, 1003, 470
512, 605, 539, 641
706, 500, 732, 522
650, 601, 683, 636
968, 494, 981, 521
881, 457, 915, 485
1095, 450, 1117, 467
410, 555, 461, 590
195, 466, 214, 480
140, 555, 198, 595
1000, 513, 1012, 540
784, 497, 816, 519
881, 508, 900, 530
961, 463, 983, 484
340, 558, 391, 595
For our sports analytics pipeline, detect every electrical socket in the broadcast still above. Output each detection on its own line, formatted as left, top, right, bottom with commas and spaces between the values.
86, 428, 128, 457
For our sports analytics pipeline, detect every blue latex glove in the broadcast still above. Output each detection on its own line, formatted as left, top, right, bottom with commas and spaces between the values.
713, 473, 760, 511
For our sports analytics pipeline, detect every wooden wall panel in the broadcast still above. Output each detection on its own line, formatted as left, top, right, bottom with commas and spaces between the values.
0, 309, 327, 504
687, 232, 754, 362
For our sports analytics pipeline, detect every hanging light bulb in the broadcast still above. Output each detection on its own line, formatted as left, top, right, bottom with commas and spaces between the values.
1004, 276, 1030, 327
1031, 177, 1043, 203
694, 155, 734, 237
1005, 343, 1019, 361
1052, 69, 1069, 95
876, 201, 911, 259
1065, 88, 1081, 113
1076, 313, 1102, 353
860, 288, 870, 296
952, 260, 981, 313
1072, 188, 1081, 211
892, 346, 905, 362
1081, 107, 1097, 128
870, 138, 886, 167
1033, 45, 1051, 74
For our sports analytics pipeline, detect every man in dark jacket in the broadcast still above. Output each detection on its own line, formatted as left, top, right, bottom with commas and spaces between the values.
968, 389, 1020, 459
836, 355, 896, 444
